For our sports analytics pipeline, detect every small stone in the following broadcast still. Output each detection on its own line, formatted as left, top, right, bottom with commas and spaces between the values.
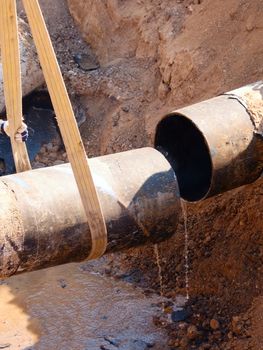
231, 316, 243, 335
46, 142, 53, 151
104, 336, 120, 347
178, 322, 188, 330
52, 145, 60, 152
122, 106, 130, 113
73, 53, 99, 71
53, 160, 65, 166
227, 331, 233, 339
41, 157, 49, 165
58, 279, 67, 288
210, 318, 220, 330
187, 325, 199, 340
49, 152, 57, 160
171, 308, 191, 322
52, 138, 60, 146
33, 162, 45, 169
39, 146, 47, 154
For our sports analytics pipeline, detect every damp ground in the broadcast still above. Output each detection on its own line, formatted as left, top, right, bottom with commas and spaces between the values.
0, 263, 173, 350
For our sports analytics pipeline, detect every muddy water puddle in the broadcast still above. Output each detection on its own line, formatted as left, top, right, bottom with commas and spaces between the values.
0, 263, 169, 350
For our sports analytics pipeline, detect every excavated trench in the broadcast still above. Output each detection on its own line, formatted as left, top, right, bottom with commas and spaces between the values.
0, 0, 263, 349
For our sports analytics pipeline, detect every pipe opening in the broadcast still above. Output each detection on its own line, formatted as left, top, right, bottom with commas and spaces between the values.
0, 90, 60, 175
155, 114, 212, 202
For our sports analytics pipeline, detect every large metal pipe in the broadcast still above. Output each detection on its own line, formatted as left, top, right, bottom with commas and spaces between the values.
155, 81, 263, 202
0, 147, 180, 278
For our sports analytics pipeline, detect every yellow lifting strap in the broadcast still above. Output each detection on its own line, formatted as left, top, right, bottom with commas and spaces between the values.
0, 0, 31, 172
0, 0, 107, 259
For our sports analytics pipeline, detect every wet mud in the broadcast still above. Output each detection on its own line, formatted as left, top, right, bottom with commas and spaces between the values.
0, 263, 169, 350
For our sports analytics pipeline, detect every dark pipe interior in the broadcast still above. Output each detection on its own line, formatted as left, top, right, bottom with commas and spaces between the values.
154, 114, 212, 202
0, 90, 60, 175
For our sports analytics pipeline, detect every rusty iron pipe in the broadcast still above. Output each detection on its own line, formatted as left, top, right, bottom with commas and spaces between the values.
155, 81, 263, 202
0, 147, 180, 278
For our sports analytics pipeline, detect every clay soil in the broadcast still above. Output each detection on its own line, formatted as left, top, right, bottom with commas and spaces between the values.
16, 0, 263, 349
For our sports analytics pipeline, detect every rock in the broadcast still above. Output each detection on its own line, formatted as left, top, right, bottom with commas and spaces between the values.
187, 325, 199, 340
122, 106, 130, 113
39, 146, 47, 154
178, 322, 188, 330
210, 318, 220, 330
41, 157, 50, 165
52, 145, 60, 153
49, 152, 58, 160
168, 338, 180, 347
73, 53, 99, 71
32, 162, 45, 169
46, 143, 53, 151
103, 336, 120, 347
53, 160, 65, 166
58, 279, 67, 288
231, 315, 243, 335
171, 308, 191, 322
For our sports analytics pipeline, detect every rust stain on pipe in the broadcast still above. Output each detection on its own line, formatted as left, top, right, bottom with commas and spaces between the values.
224, 81, 263, 137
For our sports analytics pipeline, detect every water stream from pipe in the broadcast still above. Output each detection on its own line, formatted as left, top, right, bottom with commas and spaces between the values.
154, 200, 190, 312
181, 200, 190, 300
154, 244, 165, 311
